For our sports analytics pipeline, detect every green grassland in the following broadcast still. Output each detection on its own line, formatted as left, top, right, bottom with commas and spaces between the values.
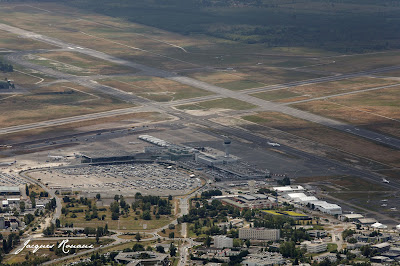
176, 98, 256, 111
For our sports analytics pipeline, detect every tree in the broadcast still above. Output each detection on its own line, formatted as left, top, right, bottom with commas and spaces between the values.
204, 236, 212, 247
55, 219, 61, 228
31, 197, 36, 208
245, 239, 251, 248
25, 184, 29, 196
135, 233, 141, 242
156, 245, 165, 253
96, 194, 101, 200
169, 232, 175, 239
169, 243, 177, 257
142, 210, 151, 220
19, 201, 25, 213
111, 212, 119, 220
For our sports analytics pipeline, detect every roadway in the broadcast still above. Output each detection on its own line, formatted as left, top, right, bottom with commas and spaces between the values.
1, 22, 400, 149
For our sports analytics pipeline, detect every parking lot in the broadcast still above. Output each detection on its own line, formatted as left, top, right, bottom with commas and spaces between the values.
30, 163, 202, 196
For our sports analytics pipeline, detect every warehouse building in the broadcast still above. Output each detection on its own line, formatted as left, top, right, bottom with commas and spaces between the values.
0, 186, 20, 196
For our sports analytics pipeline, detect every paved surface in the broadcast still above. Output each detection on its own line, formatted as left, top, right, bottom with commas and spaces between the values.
1, 22, 400, 149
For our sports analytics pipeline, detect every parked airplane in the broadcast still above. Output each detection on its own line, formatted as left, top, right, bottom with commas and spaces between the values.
267, 142, 281, 147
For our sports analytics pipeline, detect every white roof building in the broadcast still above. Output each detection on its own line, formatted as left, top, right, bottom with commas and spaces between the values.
371, 222, 387, 229
312, 201, 342, 215
273, 185, 304, 192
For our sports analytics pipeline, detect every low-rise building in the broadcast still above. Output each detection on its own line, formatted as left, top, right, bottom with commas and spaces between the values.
114, 251, 169, 265
307, 230, 327, 238
213, 235, 233, 249
239, 228, 280, 241
242, 252, 285, 266
301, 240, 327, 253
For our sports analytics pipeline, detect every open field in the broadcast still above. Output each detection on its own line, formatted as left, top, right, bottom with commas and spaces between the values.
0, 29, 55, 50
176, 98, 257, 111
59, 201, 173, 231
100, 76, 213, 102
0, 83, 133, 128
296, 175, 389, 192
0, 68, 55, 87
292, 86, 400, 138
309, 51, 400, 73
0, 111, 169, 144
30, 51, 138, 76
0, 3, 336, 73
251, 77, 397, 103
185, 68, 321, 89
242, 112, 400, 167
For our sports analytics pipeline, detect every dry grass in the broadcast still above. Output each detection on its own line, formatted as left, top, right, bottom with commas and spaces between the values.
0, 30, 56, 50
0, 111, 169, 144
309, 50, 400, 73
0, 83, 134, 128
242, 111, 400, 167
292, 86, 400, 137
252, 77, 397, 102
177, 97, 257, 111
100, 76, 213, 102
35, 51, 138, 75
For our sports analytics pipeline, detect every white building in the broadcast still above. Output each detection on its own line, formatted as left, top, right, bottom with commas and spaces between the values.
213, 235, 233, 249
273, 186, 304, 193
301, 241, 327, 253
312, 201, 342, 215
239, 228, 280, 241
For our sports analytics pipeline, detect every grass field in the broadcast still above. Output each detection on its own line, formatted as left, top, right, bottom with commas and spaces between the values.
60, 201, 173, 231
0, 83, 133, 128
292, 86, 400, 138
176, 98, 256, 111
252, 77, 397, 103
242, 112, 400, 167
100, 76, 213, 102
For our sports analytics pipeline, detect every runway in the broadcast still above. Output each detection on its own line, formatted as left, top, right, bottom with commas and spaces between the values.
1, 22, 400, 149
